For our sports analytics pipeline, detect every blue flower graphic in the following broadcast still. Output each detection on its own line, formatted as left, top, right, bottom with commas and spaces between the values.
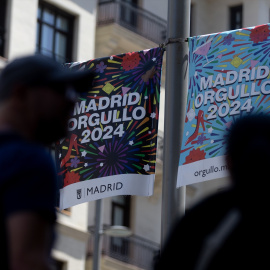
223, 34, 235, 45
197, 134, 206, 145
70, 156, 80, 168
96, 61, 107, 73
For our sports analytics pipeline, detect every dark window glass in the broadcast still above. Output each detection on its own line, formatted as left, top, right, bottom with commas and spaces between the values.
50, 258, 66, 270
111, 195, 130, 227
36, 1, 74, 63
120, 0, 138, 27
230, 5, 243, 30
0, 0, 7, 57
190, 3, 194, 37
111, 195, 131, 257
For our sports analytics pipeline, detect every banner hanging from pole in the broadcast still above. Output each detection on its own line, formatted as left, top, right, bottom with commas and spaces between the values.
178, 23, 270, 187
56, 47, 164, 209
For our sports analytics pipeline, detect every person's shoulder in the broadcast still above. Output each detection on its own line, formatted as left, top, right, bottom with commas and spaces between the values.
173, 188, 236, 232
188, 188, 235, 216
194, 187, 234, 209
0, 132, 55, 171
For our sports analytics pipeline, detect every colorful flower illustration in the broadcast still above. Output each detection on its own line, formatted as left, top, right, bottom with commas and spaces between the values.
55, 47, 164, 188
180, 24, 270, 170
197, 134, 206, 145
250, 24, 270, 43
223, 34, 235, 45
121, 52, 141, 71
70, 156, 80, 168
96, 61, 107, 73
183, 148, 206, 165
63, 171, 80, 187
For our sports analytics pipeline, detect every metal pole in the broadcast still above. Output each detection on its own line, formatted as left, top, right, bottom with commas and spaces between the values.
93, 199, 103, 270
161, 0, 190, 250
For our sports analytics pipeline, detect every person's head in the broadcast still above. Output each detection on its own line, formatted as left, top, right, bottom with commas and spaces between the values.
226, 113, 270, 190
0, 54, 93, 144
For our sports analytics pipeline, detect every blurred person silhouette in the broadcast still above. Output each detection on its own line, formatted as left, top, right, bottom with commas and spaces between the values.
154, 113, 270, 270
0, 54, 93, 270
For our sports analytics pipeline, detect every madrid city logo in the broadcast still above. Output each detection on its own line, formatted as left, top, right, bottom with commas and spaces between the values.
77, 189, 82, 199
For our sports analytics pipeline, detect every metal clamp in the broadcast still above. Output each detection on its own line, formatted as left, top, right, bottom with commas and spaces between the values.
159, 37, 188, 50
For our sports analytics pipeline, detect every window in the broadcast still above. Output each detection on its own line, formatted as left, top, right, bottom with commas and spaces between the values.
230, 5, 243, 30
111, 195, 130, 227
36, 1, 74, 63
50, 258, 66, 270
0, 0, 7, 57
120, 0, 138, 27
190, 3, 194, 37
111, 195, 130, 256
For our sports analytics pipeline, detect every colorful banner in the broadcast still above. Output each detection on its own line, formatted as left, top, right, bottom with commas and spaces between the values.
55, 47, 164, 209
178, 24, 270, 187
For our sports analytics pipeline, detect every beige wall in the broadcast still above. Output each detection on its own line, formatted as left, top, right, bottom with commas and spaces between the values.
6, 0, 97, 62
243, 0, 270, 27
6, 0, 38, 58
191, 0, 270, 36
53, 222, 90, 270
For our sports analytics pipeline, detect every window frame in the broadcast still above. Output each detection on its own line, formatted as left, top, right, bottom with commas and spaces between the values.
110, 196, 131, 257
120, 0, 138, 27
36, 0, 74, 63
0, 0, 7, 57
111, 195, 131, 227
230, 5, 243, 30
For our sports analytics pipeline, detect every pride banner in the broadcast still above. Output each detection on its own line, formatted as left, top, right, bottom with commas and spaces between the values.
178, 24, 270, 187
55, 47, 164, 209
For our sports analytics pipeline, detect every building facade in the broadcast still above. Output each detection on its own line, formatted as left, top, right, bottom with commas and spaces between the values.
1, 0, 270, 270
0, 0, 97, 269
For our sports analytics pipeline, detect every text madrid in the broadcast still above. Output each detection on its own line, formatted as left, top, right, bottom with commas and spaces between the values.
68, 92, 146, 130
86, 182, 123, 195
196, 66, 270, 109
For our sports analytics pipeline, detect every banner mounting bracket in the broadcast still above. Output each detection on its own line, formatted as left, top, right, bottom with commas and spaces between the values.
159, 37, 188, 50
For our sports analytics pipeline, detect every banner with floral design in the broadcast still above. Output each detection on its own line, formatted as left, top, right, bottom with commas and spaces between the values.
178, 24, 270, 187
55, 47, 164, 209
